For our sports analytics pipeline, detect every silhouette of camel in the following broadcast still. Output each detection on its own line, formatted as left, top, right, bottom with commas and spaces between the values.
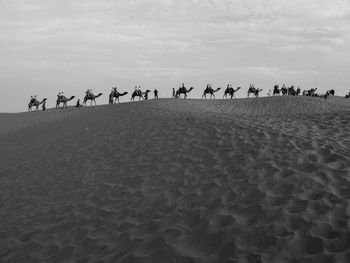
273, 85, 280, 96
175, 87, 194, 99
28, 98, 47, 111
345, 92, 350, 98
288, 85, 297, 96
131, 90, 151, 101
326, 89, 335, 96
109, 90, 128, 104
281, 85, 288, 96
202, 86, 221, 99
303, 88, 317, 96
56, 95, 75, 109
323, 89, 335, 99
223, 86, 241, 99
247, 87, 262, 98
84, 93, 103, 106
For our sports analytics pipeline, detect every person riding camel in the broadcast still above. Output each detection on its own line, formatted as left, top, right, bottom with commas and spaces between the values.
134, 86, 139, 95
57, 92, 63, 100
86, 89, 93, 97
30, 95, 35, 104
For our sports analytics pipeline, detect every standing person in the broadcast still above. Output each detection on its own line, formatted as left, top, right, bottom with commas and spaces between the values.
172, 88, 175, 98
42, 100, 46, 111
154, 89, 158, 99
76, 99, 82, 107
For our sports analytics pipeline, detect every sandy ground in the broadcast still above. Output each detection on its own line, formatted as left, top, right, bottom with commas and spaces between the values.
0, 96, 350, 263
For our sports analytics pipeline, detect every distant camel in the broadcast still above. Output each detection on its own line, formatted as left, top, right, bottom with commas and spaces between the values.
223, 86, 241, 99
326, 89, 335, 96
109, 90, 128, 104
28, 98, 47, 111
247, 87, 262, 98
323, 89, 335, 100
273, 85, 280, 96
84, 93, 103, 106
131, 89, 150, 101
202, 86, 221, 99
345, 92, 350, 98
288, 85, 297, 96
175, 87, 194, 99
303, 88, 317, 96
56, 95, 75, 109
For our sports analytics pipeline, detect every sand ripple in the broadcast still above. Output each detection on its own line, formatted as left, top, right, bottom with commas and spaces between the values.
0, 97, 349, 262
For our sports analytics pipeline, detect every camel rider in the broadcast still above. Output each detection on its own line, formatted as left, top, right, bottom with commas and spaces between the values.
30, 96, 35, 104
134, 86, 139, 95
86, 89, 92, 97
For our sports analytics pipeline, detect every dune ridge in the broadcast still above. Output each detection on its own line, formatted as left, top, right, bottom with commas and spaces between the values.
0, 96, 350, 262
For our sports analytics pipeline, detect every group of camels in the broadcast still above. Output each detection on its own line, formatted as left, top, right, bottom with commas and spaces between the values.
27, 85, 346, 111
28, 92, 103, 111
55, 93, 103, 108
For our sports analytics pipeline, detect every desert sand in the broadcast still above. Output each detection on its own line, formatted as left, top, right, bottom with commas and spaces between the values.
0, 96, 350, 263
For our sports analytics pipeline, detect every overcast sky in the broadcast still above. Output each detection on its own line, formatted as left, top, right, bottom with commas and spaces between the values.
1, 0, 349, 112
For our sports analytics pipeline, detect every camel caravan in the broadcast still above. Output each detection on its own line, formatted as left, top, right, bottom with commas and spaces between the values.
27, 84, 346, 111
28, 96, 47, 111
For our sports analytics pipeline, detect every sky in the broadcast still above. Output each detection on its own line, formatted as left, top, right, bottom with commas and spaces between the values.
0, 0, 350, 112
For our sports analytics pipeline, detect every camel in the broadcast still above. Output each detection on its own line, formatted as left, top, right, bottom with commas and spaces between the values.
109, 90, 128, 104
281, 85, 288, 96
345, 92, 350, 98
130, 89, 150, 101
202, 86, 221, 99
326, 89, 335, 96
247, 87, 262, 98
223, 86, 241, 99
273, 85, 280, 96
56, 95, 75, 109
28, 98, 47, 111
175, 87, 194, 99
83, 93, 103, 106
288, 85, 297, 96
303, 88, 317, 96
323, 89, 335, 100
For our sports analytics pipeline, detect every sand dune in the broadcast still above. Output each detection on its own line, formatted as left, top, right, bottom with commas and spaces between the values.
0, 96, 350, 262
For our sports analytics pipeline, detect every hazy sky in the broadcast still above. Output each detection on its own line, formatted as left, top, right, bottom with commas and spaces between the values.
1, 0, 350, 112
